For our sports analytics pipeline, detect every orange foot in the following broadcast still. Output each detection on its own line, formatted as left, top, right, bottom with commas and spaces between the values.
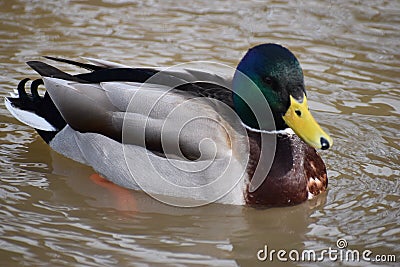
89, 174, 137, 212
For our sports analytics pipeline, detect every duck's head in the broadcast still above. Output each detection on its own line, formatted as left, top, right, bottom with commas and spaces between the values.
232, 43, 332, 150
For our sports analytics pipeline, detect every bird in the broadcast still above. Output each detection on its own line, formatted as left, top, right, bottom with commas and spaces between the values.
5, 43, 332, 207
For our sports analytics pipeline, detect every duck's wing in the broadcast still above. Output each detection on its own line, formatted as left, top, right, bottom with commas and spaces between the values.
43, 76, 242, 161
31, 57, 239, 160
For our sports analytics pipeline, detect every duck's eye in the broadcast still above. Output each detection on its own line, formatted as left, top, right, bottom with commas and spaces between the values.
295, 110, 302, 117
263, 76, 273, 86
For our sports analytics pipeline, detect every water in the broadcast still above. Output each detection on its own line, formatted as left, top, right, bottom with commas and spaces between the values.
0, 0, 399, 266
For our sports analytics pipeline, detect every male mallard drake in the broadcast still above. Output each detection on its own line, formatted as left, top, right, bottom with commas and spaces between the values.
5, 44, 332, 207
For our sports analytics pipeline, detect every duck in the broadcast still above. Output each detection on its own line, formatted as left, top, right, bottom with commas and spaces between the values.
5, 43, 332, 207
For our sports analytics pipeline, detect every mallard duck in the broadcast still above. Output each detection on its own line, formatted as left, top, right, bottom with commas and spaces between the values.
5, 43, 332, 207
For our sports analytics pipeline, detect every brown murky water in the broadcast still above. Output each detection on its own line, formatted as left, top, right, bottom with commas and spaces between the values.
0, 0, 399, 266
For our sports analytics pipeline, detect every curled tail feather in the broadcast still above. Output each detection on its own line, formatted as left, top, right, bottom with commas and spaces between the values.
5, 78, 66, 143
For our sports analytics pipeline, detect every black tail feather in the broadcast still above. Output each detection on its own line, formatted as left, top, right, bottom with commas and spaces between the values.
30, 79, 43, 102
26, 61, 84, 82
43, 56, 105, 71
8, 79, 66, 143
17, 78, 30, 99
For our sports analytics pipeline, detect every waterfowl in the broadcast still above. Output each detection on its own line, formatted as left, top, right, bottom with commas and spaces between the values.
5, 43, 332, 207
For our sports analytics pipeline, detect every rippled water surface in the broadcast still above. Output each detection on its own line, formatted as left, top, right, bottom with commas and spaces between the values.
0, 0, 399, 266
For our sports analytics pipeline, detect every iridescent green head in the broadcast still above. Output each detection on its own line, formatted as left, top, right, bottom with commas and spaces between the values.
232, 43, 332, 149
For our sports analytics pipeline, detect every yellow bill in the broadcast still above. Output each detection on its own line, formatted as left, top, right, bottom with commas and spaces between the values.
283, 94, 332, 150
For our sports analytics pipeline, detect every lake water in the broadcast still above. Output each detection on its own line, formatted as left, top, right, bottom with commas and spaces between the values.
0, 0, 399, 266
